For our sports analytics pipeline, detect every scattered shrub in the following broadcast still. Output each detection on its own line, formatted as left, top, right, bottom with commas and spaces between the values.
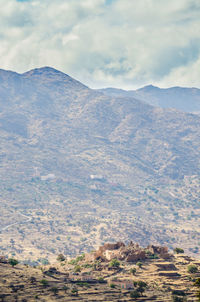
130, 290, 140, 298
8, 258, 19, 267
98, 277, 106, 283
194, 278, 200, 287
136, 262, 143, 268
71, 287, 78, 296
172, 295, 186, 302
39, 279, 49, 287
174, 248, 184, 254
50, 287, 59, 295
57, 254, 65, 262
137, 280, 147, 288
187, 264, 198, 274
109, 259, 120, 268
130, 268, 136, 275
74, 265, 81, 273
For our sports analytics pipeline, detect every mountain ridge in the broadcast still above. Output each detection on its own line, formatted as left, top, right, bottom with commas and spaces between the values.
0, 66, 199, 261
98, 85, 200, 113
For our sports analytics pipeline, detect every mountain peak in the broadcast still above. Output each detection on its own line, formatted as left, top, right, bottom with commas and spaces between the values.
22, 66, 89, 89
22, 66, 71, 78
137, 84, 159, 92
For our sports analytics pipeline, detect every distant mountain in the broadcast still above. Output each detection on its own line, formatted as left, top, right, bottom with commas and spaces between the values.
0, 67, 200, 260
98, 85, 200, 113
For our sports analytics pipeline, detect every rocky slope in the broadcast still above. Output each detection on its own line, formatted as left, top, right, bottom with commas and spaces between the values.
0, 67, 200, 261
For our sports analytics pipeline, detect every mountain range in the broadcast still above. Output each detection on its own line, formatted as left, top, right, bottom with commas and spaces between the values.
0, 67, 199, 262
98, 85, 200, 114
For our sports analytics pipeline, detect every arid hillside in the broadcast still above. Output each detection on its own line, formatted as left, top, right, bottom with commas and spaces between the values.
0, 67, 200, 261
0, 242, 200, 301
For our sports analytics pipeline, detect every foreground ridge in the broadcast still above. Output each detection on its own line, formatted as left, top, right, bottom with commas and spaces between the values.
0, 241, 199, 301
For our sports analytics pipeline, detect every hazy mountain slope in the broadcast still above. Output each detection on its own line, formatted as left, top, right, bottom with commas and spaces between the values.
0, 67, 200, 261
98, 85, 200, 113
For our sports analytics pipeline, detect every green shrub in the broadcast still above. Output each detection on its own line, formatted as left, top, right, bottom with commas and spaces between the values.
136, 261, 143, 268
68, 254, 85, 265
130, 267, 136, 275
130, 290, 140, 298
109, 259, 120, 268
110, 283, 115, 288
98, 277, 106, 283
137, 280, 147, 288
57, 254, 65, 262
40, 279, 49, 287
188, 264, 198, 274
71, 287, 78, 296
174, 248, 184, 254
74, 265, 81, 273
8, 258, 19, 267
50, 287, 59, 295
172, 295, 186, 302
194, 278, 200, 287
82, 263, 93, 268
62, 285, 68, 292
68, 259, 77, 265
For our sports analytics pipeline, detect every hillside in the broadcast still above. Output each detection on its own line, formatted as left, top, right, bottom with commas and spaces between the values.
98, 85, 200, 113
0, 67, 200, 262
0, 242, 200, 301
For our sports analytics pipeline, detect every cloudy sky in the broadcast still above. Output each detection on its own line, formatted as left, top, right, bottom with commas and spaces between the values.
0, 0, 200, 89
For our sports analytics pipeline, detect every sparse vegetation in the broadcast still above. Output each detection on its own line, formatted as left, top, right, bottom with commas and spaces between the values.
57, 254, 65, 262
187, 264, 198, 274
109, 259, 120, 268
136, 261, 143, 268
8, 258, 19, 267
39, 279, 49, 287
174, 248, 184, 254
130, 267, 137, 275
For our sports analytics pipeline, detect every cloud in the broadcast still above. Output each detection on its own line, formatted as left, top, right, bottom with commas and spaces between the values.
0, 0, 200, 88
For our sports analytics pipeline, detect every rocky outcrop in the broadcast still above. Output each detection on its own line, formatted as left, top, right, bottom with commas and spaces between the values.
85, 241, 172, 263
146, 245, 171, 259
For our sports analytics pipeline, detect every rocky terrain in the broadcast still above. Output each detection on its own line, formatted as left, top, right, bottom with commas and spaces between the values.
0, 242, 200, 301
0, 67, 200, 262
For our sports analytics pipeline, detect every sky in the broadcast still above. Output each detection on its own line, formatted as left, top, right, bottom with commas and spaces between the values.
0, 0, 200, 89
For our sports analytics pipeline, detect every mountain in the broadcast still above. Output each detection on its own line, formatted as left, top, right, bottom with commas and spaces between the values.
0, 67, 200, 262
98, 85, 200, 113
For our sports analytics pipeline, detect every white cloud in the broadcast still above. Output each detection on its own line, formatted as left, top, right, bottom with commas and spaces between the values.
0, 0, 200, 89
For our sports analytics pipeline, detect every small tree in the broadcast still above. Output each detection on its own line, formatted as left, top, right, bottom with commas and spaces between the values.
57, 254, 65, 262
174, 248, 184, 254
136, 261, 143, 268
8, 258, 19, 267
